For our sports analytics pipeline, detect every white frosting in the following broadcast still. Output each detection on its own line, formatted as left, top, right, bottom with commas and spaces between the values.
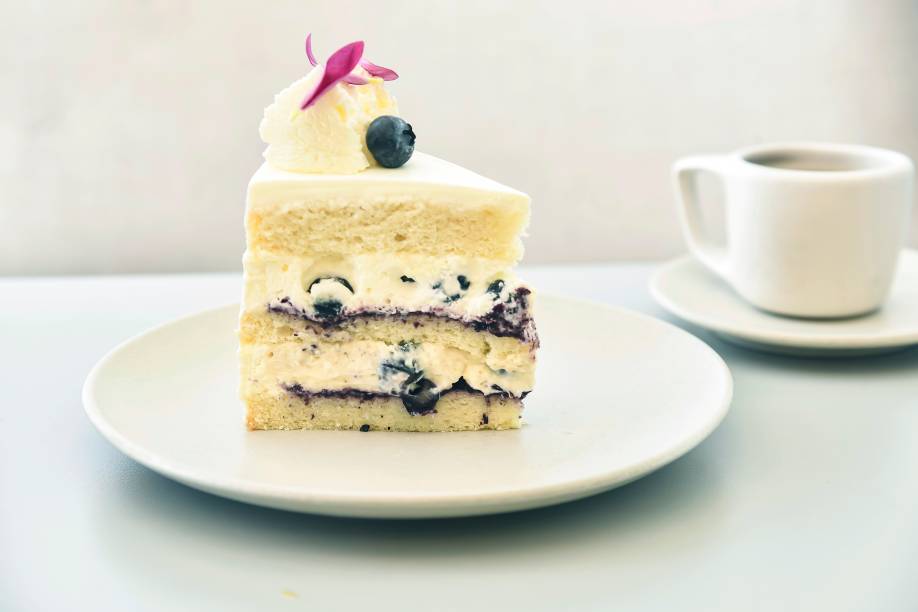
240, 340, 534, 398
259, 66, 398, 174
243, 251, 521, 321
247, 152, 530, 212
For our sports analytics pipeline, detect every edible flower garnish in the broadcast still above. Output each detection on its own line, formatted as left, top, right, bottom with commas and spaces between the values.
300, 34, 398, 109
300, 40, 365, 109
360, 59, 398, 81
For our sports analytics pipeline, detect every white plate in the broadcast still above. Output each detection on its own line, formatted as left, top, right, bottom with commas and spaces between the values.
650, 250, 918, 356
83, 296, 732, 519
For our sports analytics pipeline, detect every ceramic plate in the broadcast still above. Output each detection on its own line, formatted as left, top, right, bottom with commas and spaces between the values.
83, 296, 732, 519
650, 250, 918, 356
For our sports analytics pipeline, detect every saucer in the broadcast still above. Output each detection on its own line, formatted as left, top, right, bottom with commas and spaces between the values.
650, 249, 918, 356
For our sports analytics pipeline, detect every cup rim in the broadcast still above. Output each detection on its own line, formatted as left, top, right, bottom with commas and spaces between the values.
735, 142, 913, 180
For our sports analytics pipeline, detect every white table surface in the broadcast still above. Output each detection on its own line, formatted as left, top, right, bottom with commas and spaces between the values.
2, 264, 917, 612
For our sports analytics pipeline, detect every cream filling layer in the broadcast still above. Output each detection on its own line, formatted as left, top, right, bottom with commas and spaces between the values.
242, 251, 526, 321
239, 340, 534, 398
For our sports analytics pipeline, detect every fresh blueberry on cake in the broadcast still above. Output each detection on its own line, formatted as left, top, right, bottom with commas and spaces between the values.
239, 34, 539, 432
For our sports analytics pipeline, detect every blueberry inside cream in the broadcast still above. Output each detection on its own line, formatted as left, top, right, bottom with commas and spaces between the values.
239, 33, 538, 432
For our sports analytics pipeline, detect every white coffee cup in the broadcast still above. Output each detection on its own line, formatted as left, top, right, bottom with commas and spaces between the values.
673, 142, 914, 318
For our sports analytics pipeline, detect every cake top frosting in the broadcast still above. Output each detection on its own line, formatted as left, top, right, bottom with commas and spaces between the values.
259, 35, 406, 175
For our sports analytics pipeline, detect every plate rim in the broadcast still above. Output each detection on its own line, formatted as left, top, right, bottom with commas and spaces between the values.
83, 296, 733, 518
650, 252, 918, 351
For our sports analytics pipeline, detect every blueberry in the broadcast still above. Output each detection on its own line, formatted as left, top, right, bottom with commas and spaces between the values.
379, 351, 441, 414
366, 116, 416, 168
401, 378, 440, 415
313, 299, 343, 319
487, 279, 505, 298
308, 276, 353, 293
457, 275, 470, 290
400, 275, 415, 283
359, 424, 370, 432
309, 277, 353, 319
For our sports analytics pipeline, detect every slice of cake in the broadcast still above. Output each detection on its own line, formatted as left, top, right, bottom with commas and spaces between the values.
239, 35, 538, 431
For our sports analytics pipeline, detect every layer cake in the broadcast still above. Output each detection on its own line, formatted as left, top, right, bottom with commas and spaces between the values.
239, 36, 538, 431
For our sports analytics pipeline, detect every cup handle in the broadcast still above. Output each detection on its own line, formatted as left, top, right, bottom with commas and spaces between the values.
672, 155, 732, 279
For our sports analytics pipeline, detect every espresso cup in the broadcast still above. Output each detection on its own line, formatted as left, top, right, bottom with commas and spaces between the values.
673, 142, 914, 318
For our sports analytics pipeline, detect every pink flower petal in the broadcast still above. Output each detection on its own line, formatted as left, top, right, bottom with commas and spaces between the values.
343, 75, 368, 85
305, 33, 318, 67
300, 41, 365, 109
360, 59, 399, 81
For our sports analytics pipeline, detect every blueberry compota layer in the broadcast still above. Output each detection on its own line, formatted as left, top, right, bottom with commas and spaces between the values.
267, 283, 537, 345
283, 378, 527, 417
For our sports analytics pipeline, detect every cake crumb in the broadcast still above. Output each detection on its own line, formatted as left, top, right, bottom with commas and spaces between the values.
282, 590, 298, 599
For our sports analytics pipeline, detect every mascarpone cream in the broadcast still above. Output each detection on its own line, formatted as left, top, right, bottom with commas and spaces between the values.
243, 251, 522, 321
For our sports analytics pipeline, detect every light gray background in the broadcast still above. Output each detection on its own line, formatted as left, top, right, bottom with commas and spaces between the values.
2, 0, 917, 275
